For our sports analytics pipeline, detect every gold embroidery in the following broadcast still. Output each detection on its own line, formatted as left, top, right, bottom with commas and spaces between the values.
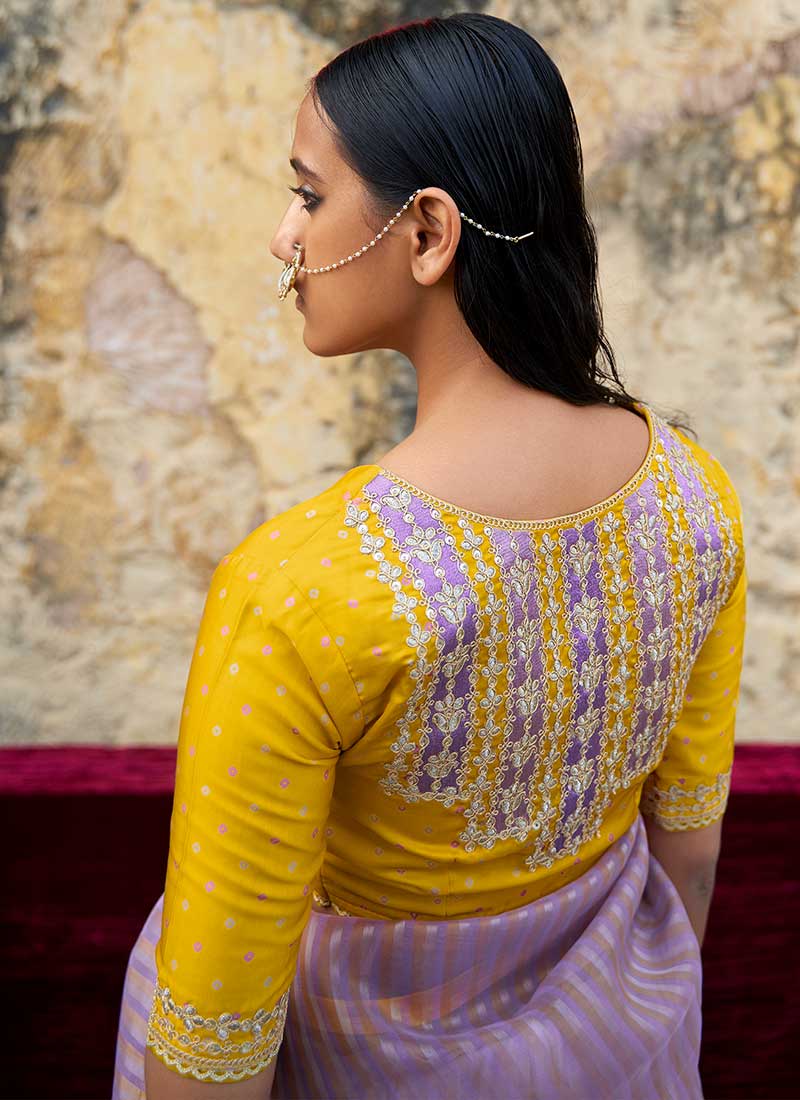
146, 982, 289, 1083
312, 888, 354, 916
347, 406, 743, 867
639, 767, 732, 830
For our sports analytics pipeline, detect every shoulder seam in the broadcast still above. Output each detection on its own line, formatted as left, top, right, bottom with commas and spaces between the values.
223, 550, 365, 745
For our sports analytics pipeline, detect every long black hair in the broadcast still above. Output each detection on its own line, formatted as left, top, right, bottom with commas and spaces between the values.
309, 12, 694, 437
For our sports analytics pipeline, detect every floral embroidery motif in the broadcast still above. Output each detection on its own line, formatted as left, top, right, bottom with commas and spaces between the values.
639, 766, 732, 829
346, 407, 743, 867
146, 982, 290, 1082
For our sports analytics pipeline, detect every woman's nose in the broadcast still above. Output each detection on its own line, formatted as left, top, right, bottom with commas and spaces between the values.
269, 207, 303, 264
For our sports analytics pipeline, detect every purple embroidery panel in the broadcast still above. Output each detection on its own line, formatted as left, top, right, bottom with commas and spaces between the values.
621, 477, 660, 779
552, 519, 608, 851
484, 528, 546, 836
367, 474, 480, 795
630, 473, 675, 774
659, 427, 724, 660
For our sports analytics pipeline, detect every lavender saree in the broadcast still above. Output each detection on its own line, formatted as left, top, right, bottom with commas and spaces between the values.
113, 811, 703, 1099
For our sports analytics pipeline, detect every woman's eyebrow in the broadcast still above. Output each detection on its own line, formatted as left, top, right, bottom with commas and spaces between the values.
289, 156, 325, 184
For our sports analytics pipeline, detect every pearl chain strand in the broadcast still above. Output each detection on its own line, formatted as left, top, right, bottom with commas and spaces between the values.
295, 188, 534, 275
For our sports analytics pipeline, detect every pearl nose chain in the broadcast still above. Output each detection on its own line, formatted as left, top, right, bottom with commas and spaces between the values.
277, 188, 535, 301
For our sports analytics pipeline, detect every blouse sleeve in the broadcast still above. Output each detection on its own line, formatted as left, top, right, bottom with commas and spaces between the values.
145, 550, 363, 1082
639, 558, 748, 832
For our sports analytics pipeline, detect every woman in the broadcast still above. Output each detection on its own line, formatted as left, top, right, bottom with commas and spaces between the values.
113, 12, 746, 1099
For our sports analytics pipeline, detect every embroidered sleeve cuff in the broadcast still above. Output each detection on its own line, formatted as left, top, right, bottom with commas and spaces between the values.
145, 981, 290, 1083
639, 767, 731, 831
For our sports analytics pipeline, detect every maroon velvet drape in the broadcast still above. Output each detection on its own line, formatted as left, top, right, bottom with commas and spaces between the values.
1, 744, 797, 1099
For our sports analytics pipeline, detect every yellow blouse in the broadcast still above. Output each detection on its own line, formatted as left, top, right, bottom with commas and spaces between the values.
146, 400, 747, 1082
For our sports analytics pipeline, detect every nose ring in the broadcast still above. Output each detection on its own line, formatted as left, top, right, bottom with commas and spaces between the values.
277, 242, 303, 301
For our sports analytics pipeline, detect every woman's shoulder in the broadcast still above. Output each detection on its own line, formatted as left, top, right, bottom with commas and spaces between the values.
219, 464, 379, 587
657, 411, 744, 527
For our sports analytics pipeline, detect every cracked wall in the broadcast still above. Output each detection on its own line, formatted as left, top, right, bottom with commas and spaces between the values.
1, 0, 797, 745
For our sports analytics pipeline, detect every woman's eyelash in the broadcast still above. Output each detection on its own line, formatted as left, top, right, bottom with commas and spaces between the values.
287, 184, 320, 211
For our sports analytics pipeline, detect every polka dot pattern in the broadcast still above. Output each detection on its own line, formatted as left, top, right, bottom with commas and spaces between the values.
147, 445, 746, 1077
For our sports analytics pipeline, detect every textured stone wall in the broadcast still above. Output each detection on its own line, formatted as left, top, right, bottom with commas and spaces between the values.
1, 0, 797, 745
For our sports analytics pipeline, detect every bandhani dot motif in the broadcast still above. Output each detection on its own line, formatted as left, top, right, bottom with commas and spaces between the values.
194, 942, 203, 952
229, 663, 239, 674
180, 802, 187, 814
212, 725, 222, 736
262, 644, 272, 656
221, 625, 230, 636
321, 557, 332, 567
320, 681, 330, 693
219, 589, 227, 599
241, 704, 252, 715
309, 587, 319, 598
284, 596, 295, 608
188, 746, 196, 757
198, 645, 205, 656
244, 951, 254, 962
201, 785, 211, 796
212, 979, 223, 990
321, 635, 330, 647
191, 842, 201, 853
182, 899, 189, 911
201, 684, 209, 696
218, 823, 227, 834
276, 917, 286, 928
299, 805, 308, 816
248, 571, 259, 581
269, 530, 281, 539
280, 777, 290, 788
254, 606, 263, 616
277, 684, 287, 696
225, 917, 236, 929
228, 766, 238, 777
205, 881, 215, 892
335, 636, 345, 646
288, 860, 298, 872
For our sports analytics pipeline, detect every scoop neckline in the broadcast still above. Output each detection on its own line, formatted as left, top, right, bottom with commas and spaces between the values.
351, 401, 658, 531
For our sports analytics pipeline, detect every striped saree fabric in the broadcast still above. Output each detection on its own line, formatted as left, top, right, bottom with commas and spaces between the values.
113, 811, 703, 1099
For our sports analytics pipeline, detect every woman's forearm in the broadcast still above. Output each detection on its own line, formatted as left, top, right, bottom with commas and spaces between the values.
655, 859, 717, 950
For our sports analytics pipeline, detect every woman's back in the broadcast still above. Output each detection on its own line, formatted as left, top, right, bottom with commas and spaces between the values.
115, 395, 744, 1097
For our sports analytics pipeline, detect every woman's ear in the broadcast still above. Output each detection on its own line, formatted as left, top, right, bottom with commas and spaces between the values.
408, 188, 461, 285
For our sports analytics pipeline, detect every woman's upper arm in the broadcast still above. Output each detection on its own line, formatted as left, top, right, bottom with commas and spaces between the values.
145, 550, 362, 1090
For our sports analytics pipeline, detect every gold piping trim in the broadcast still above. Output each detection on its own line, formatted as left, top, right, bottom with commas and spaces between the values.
362, 401, 658, 531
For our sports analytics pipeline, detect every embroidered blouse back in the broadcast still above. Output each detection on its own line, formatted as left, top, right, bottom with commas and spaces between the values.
145, 399, 747, 1082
